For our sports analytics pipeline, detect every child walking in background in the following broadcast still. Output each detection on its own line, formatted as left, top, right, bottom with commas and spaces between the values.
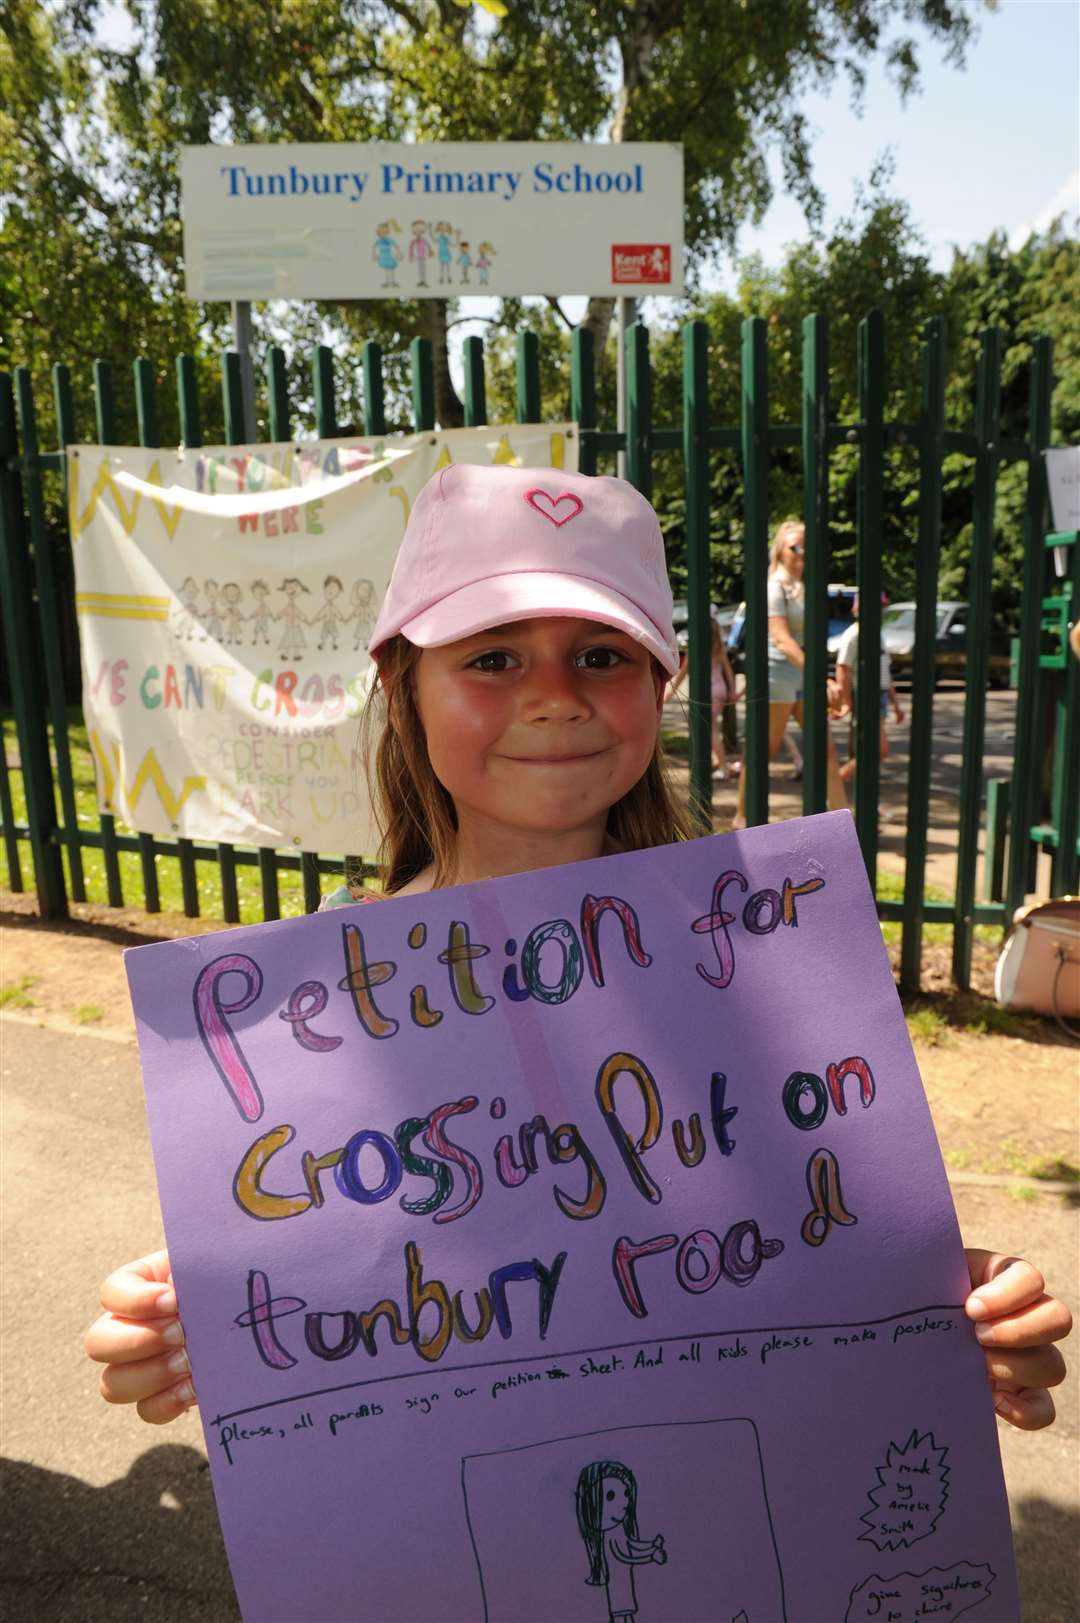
86, 466, 1069, 1437
669, 617, 736, 778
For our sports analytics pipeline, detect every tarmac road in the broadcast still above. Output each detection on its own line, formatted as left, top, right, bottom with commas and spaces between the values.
2, 1018, 1076, 1622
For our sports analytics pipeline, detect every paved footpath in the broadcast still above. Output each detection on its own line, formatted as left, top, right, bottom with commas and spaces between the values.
2, 1018, 1076, 1621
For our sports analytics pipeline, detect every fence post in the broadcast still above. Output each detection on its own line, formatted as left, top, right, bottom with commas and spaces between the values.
952, 327, 1002, 990
1006, 337, 1054, 916
854, 311, 885, 881
801, 314, 830, 815
15, 365, 89, 905
740, 317, 770, 827
0, 372, 68, 918
1050, 531, 1080, 896
900, 317, 947, 992
129, 358, 165, 913
463, 336, 487, 427
173, 355, 203, 918
682, 320, 713, 834
86, 361, 126, 908
361, 341, 386, 438
571, 328, 597, 477
516, 332, 540, 424
410, 338, 435, 433
624, 322, 652, 499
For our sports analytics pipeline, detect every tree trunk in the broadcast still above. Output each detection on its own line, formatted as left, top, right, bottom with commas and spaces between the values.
429, 300, 463, 429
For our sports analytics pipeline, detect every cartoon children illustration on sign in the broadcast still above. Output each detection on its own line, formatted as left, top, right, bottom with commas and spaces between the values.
200, 579, 224, 643
311, 575, 346, 652
476, 241, 496, 286
458, 239, 472, 285
349, 578, 377, 651
220, 582, 245, 647
576, 1461, 667, 1622
249, 579, 273, 647
373, 221, 402, 289
408, 220, 434, 288
173, 576, 200, 642
433, 220, 455, 286
276, 576, 310, 662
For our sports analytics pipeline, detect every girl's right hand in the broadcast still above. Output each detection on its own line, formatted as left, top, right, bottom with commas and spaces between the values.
84, 1250, 196, 1425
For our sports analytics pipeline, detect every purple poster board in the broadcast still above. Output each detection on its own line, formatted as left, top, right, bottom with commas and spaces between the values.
125, 813, 1019, 1622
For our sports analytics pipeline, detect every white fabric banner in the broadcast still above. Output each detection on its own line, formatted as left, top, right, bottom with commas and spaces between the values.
68, 424, 576, 857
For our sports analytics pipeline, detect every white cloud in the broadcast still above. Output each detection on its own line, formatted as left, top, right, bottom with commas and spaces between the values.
1009, 171, 1080, 248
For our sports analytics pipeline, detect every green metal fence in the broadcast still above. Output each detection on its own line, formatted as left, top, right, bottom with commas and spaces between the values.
1, 314, 1076, 993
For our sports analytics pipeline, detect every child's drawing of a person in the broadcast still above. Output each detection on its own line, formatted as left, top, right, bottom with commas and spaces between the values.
458, 239, 472, 285
276, 576, 310, 662
373, 221, 401, 288
576, 1461, 667, 1622
433, 221, 454, 285
249, 578, 273, 646
408, 219, 434, 287
476, 241, 495, 286
174, 576, 200, 641
312, 574, 345, 652
350, 577, 377, 651
220, 581, 245, 647
200, 579, 223, 643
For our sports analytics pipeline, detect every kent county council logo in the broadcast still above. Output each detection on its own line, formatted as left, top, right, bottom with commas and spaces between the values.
612, 244, 671, 284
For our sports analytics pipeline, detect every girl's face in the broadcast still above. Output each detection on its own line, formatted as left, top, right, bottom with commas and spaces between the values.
413, 617, 664, 854
782, 527, 806, 577
600, 1476, 629, 1531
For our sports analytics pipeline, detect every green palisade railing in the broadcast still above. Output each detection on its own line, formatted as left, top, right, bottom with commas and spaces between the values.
0, 316, 1070, 990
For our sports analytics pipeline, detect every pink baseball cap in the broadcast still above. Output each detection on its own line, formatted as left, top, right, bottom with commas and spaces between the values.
368, 463, 679, 675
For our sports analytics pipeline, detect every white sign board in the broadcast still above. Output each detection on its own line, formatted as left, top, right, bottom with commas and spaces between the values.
180, 143, 684, 301
1044, 447, 1080, 533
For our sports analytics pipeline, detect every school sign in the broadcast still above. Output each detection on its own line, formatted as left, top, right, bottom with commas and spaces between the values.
180, 142, 684, 301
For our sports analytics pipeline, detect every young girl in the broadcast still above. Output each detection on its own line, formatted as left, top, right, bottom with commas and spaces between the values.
576, 1459, 667, 1621
670, 616, 736, 778
85, 465, 1069, 1432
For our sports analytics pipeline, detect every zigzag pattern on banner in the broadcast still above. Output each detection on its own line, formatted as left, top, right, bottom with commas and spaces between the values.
90, 730, 207, 821
69, 456, 186, 541
76, 592, 171, 621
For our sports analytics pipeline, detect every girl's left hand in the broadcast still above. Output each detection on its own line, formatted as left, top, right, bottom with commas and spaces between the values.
964, 1248, 1072, 1429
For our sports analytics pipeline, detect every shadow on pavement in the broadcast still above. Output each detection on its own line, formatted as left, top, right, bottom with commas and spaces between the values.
0, 1446, 238, 1622
1011, 1495, 1080, 1623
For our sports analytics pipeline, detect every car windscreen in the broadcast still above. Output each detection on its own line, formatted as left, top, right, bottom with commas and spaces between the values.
882, 608, 916, 631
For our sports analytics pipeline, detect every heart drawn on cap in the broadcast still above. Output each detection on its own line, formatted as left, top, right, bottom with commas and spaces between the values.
525, 488, 583, 528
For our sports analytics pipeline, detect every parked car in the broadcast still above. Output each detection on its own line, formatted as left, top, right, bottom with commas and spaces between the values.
671, 600, 738, 652
882, 601, 1012, 687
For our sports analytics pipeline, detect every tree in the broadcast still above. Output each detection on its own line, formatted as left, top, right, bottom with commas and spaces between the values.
2, 0, 990, 440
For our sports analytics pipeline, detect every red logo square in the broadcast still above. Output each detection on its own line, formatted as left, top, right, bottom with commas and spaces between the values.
612, 244, 672, 285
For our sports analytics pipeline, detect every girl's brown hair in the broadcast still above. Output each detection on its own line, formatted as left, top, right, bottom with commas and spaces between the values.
362, 635, 692, 894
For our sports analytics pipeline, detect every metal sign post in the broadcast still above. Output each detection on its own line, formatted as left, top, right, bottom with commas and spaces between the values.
230, 300, 258, 442
616, 295, 636, 479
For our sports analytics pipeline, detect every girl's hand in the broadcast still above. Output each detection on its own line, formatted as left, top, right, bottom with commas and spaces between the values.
84, 1250, 196, 1425
964, 1248, 1072, 1429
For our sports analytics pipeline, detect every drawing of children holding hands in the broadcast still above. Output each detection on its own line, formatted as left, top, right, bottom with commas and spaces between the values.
249, 579, 273, 646
433, 221, 454, 285
576, 1461, 667, 1622
200, 579, 224, 643
458, 239, 472, 285
373, 221, 402, 288
311, 574, 346, 652
408, 220, 434, 287
174, 576, 200, 642
476, 241, 495, 286
276, 576, 310, 661
220, 581, 245, 647
348, 579, 376, 651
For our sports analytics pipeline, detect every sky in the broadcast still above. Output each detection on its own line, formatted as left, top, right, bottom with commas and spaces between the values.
518, 0, 1080, 334
96, 0, 1079, 356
